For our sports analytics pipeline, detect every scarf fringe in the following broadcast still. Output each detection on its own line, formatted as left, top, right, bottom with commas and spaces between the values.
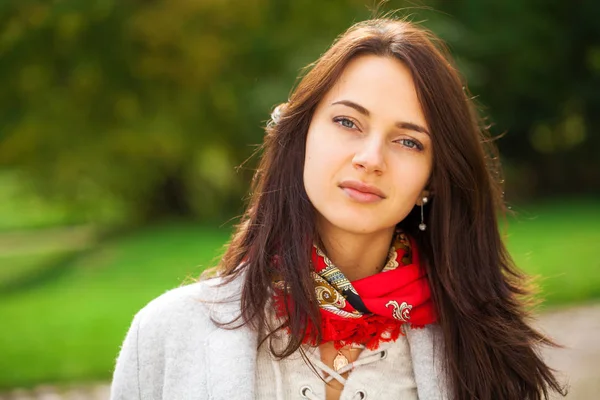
307, 311, 404, 350
274, 294, 420, 350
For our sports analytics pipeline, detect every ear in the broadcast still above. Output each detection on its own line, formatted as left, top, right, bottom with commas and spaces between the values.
416, 189, 431, 206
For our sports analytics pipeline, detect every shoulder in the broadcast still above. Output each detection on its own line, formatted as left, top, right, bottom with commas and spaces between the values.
111, 274, 249, 399
135, 274, 245, 336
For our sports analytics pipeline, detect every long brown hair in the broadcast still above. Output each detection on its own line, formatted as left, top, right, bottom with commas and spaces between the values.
214, 18, 565, 399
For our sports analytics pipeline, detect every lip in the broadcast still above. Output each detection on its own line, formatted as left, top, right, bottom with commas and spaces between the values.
339, 180, 386, 203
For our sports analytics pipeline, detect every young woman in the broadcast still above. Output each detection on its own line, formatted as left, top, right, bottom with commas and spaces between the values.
111, 18, 565, 400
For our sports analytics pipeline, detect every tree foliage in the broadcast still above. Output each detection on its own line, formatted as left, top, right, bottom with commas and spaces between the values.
0, 0, 598, 223
434, 0, 600, 198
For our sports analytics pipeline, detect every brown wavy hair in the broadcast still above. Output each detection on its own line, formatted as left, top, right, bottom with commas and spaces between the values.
213, 18, 565, 399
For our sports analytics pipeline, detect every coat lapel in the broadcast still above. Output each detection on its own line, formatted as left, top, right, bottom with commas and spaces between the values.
205, 324, 258, 400
203, 275, 258, 400
406, 324, 448, 399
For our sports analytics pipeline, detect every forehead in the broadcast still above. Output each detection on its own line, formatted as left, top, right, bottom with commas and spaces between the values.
322, 55, 427, 128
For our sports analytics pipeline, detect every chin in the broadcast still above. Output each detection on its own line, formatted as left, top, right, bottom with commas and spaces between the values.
320, 213, 387, 236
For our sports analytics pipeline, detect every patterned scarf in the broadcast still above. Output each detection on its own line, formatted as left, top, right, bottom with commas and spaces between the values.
273, 231, 437, 350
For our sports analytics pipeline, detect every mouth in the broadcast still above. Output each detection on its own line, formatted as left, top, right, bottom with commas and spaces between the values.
339, 180, 386, 203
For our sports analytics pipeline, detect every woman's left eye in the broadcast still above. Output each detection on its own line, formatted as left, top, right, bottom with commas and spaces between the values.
396, 138, 423, 150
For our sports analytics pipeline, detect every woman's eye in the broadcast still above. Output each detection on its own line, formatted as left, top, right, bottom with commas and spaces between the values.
333, 117, 357, 130
397, 138, 423, 150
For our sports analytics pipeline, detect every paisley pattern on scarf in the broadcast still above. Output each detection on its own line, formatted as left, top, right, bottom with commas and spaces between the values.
312, 232, 412, 315
313, 273, 359, 318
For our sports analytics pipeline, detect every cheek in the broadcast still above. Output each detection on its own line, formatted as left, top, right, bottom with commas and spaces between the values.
303, 130, 320, 197
389, 159, 432, 204
304, 131, 329, 196
303, 127, 350, 212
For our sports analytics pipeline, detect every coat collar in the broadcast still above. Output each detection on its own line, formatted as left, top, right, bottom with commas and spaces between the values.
406, 325, 448, 399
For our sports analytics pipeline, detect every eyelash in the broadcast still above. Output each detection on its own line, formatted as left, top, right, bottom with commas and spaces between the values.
332, 116, 424, 151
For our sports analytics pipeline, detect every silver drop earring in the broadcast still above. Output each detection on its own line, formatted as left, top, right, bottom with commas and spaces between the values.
419, 196, 428, 231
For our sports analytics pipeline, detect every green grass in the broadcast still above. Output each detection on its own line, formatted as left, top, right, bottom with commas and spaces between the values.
0, 226, 99, 292
506, 199, 600, 306
0, 199, 598, 389
0, 223, 231, 389
0, 249, 79, 292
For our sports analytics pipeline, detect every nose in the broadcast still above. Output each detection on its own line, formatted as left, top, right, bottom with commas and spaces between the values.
352, 136, 386, 175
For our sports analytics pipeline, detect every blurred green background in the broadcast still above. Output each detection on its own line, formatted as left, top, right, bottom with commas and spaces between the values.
0, 0, 599, 390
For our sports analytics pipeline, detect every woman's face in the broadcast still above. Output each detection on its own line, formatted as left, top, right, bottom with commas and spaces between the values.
304, 54, 433, 236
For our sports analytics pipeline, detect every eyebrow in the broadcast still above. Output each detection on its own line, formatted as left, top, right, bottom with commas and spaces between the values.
331, 99, 430, 136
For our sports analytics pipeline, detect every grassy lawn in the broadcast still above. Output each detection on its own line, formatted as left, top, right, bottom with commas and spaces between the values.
0, 249, 79, 293
506, 199, 600, 306
0, 199, 598, 389
0, 223, 231, 389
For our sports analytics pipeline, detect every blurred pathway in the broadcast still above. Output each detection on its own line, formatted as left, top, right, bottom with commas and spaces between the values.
0, 384, 110, 400
540, 302, 600, 399
1, 302, 598, 399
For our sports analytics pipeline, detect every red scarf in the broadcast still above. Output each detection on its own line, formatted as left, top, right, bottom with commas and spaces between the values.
273, 231, 437, 350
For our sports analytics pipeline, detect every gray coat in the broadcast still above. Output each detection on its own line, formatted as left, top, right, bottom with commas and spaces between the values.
110, 275, 448, 399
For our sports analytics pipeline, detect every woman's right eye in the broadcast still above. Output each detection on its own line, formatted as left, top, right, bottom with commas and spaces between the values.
333, 117, 357, 130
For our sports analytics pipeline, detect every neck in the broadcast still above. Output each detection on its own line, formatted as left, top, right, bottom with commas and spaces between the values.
317, 222, 395, 281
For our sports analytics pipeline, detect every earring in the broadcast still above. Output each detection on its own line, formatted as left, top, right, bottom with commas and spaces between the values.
419, 196, 428, 231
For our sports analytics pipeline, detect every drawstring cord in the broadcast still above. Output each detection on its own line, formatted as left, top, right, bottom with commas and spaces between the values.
323, 351, 386, 384
300, 349, 386, 400
265, 301, 385, 400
